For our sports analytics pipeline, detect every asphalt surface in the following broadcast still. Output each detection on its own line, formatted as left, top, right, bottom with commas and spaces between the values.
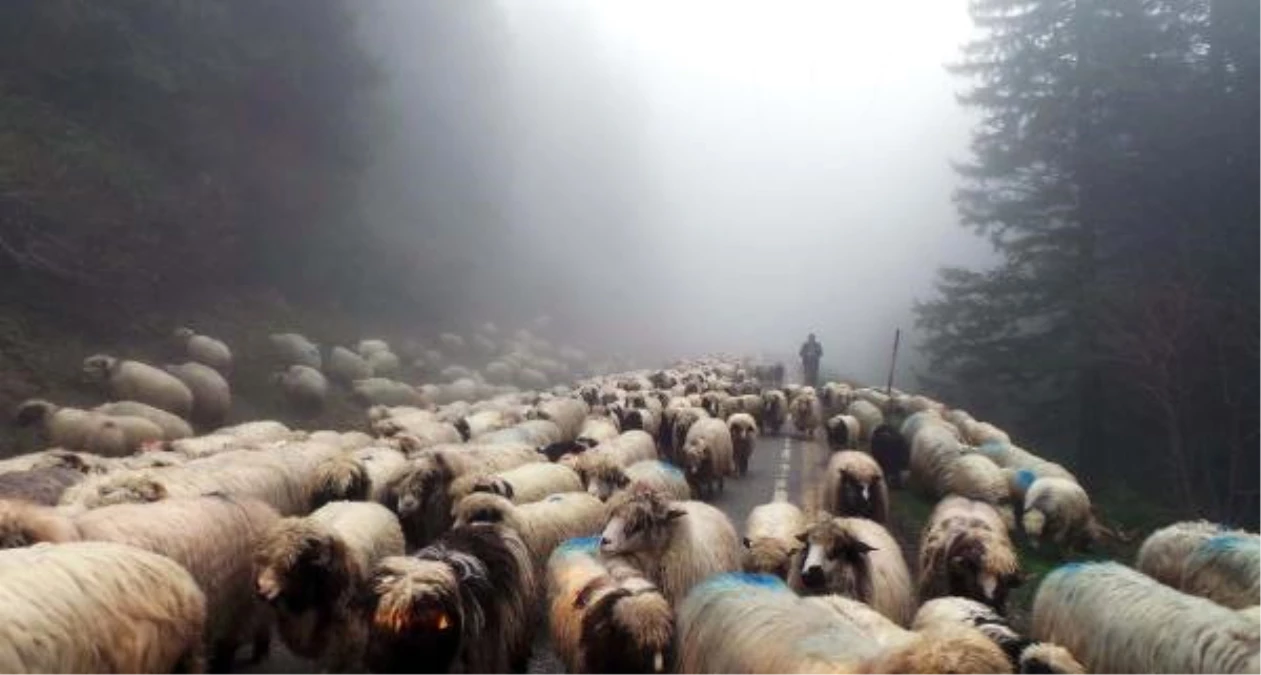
244, 429, 827, 674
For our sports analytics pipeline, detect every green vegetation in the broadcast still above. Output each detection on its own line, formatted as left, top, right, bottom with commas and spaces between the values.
915, 0, 1259, 527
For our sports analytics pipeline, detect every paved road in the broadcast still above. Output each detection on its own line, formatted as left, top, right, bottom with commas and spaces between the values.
245, 429, 827, 674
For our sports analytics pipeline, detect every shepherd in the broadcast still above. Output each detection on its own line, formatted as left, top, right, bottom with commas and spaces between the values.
799, 333, 823, 388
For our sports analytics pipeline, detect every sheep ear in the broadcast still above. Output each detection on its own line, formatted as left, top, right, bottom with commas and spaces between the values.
796, 531, 810, 544
666, 506, 687, 521
502, 482, 515, 500
742, 536, 752, 549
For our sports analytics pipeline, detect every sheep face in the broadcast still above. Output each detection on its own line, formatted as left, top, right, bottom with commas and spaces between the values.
81, 355, 117, 383
452, 492, 512, 528
944, 533, 1020, 610
12, 399, 53, 427
599, 489, 683, 556
587, 464, 630, 502
470, 476, 514, 500
742, 536, 802, 580
793, 520, 876, 598
579, 580, 675, 674
367, 557, 465, 672
254, 522, 349, 612
1022, 508, 1047, 541
838, 470, 882, 521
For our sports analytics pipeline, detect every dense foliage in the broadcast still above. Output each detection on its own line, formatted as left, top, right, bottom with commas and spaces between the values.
916, 0, 1258, 525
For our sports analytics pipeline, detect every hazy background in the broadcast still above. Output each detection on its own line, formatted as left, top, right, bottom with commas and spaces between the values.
357, 0, 992, 382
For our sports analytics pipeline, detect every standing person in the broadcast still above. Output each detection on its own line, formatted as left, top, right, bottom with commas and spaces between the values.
799, 333, 823, 387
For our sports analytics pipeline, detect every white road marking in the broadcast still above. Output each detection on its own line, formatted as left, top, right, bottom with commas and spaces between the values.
773, 437, 793, 502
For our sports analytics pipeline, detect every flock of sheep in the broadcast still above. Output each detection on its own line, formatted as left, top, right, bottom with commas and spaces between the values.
0, 329, 1256, 674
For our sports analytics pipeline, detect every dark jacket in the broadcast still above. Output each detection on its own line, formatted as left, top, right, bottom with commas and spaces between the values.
800, 340, 822, 363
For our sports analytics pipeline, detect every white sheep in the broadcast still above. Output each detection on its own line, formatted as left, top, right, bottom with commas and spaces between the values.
598, 486, 741, 606
0, 541, 208, 673
822, 450, 890, 524
919, 495, 1022, 612
93, 400, 194, 439
1021, 476, 1094, 551
351, 377, 427, 408
586, 458, 691, 503
726, 412, 758, 477
453, 490, 607, 571
270, 332, 322, 370
742, 501, 806, 579
450, 461, 583, 504
271, 364, 329, 415
546, 537, 674, 674
845, 398, 884, 446
677, 572, 1011, 673
825, 413, 861, 450
164, 361, 231, 427
680, 417, 735, 498
1136, 520, 1233, 588
1032, 561, 1259, 673
82, 354, 194, 418
254, 500, 405, 671
789, 515, 915, 626
14, 399, 165, 456
328, 346, 373, 385
173, 327, 232, 373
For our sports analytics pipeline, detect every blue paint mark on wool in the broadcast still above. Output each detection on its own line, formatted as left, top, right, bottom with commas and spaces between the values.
1015, 469, 1037, 491
1202, 533, 1260, 555
697, 572, 790, 594
556, 536, 601, 555
655, 461, 684, 477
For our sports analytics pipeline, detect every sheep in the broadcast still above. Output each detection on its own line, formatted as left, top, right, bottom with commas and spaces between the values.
1021, 476, 1094, 551
678, 417, 735, 498
577, 415, 621, 448
14, 399, 165, 455
382, 444, 544, 547
365, 524, 535, 673
450, 461, 583, 505
164, 361, 231, 427
869, 423, 910, 489
357, 339, 392, 357
530, 397, 590, 442
83, 354, 195, 418
0, 495, 280, 669
909, 422, 967, 498
620, 406, 662, 438
939, 453, 1015, 529
352, 445, 410, 504
1031, 561, 1260, 673
93, 400, 194, 439
254, 501, 405, 671
791, 390, 822, 438
919, 495, 1022, 611
351, 377, 426, 408
327, 346, 373, 385
173, 326, 233, 373
825, 413, 861, 450
845, 398, 884, 446
964, 420, 1011, 446
270, 332, 322, 370
761, 389, 788, 435
666, 406, 710, 464
1135, 520, 1228, 588
0, 540, 208, 673
453, 491, 607, 571
454, 409, 512, 442
788, 515, 915, 626
573, 429, 658, 478
677, 572, 1013, 674
438, 332, 467, 353
726, 413, 758, 478
366, 349, 401, 377
0, 466, 84, 505
587, 458, 691, 503
1180, 533, 1259, 610
742, 501, 806, 580
546, 537, 675, 674
822, 450, 889, 524
913, 596, 1085, 673
597, 486, 741, 607
273, 364, 328, 415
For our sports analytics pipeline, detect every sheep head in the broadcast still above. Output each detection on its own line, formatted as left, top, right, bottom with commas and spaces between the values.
366, 555, 465, 672
599, 486, 683, 556
81, 354, 117, 383
0, 500, 79, 549
680, 436, 711, 477
254, 518, 353, 611
586, 459, 629, 502
838, 469, 883, 521
793, 518, 876, 599
742, 535, 803, 580
172, 327, 195, 342
469, 475, 514, 500
12, 399, 56, 427
943, 530, 1021, 610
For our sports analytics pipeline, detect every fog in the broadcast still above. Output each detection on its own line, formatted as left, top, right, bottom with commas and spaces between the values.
358, 0, 993, 383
